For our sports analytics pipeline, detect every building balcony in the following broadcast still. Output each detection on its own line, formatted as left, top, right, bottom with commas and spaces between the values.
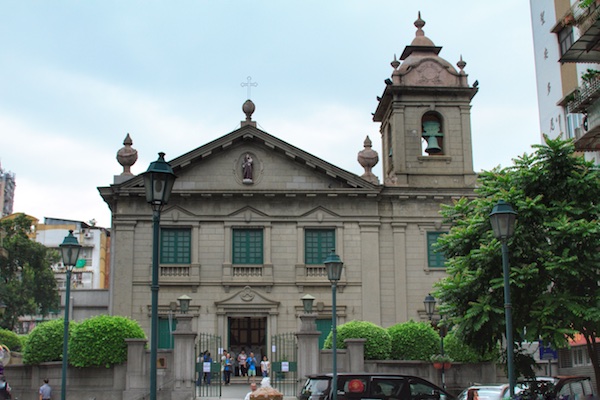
567, 74, 600, 151
559, 1, 600, 63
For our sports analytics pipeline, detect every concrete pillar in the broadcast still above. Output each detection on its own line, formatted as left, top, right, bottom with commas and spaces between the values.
296, 313, 321, 382
123, 338, 148, 400
345, 339, 365, 373
172, 314, 197, 400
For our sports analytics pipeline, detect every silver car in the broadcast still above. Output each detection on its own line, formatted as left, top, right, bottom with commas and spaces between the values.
456, 385, 514, 400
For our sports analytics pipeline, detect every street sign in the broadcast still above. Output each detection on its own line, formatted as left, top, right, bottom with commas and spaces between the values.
539, 342, 558, 360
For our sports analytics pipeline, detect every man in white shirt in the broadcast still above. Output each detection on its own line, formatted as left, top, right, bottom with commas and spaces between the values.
244, 382, 257, 400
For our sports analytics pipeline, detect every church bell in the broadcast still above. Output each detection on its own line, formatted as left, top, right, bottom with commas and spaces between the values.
422, 120, 443, 154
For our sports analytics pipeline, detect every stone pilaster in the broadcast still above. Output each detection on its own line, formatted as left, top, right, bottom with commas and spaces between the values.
344, 339, 366, 373
171, 314, 197, 400
123, 338, 148, 400
296, 313, 321, 381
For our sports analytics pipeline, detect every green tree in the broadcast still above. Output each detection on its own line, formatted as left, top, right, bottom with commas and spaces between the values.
443, 329, 498, 363
0, 214, 60, 330
434, 137, 600, 391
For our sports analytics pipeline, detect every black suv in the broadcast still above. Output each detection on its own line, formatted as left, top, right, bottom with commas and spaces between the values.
298, 373, 455, 400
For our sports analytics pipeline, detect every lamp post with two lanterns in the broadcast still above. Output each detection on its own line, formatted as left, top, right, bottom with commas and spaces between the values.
489, 200, 517, 398
324, 250, 343, 400
59, 230, 82, 400
143, 152, 177, 400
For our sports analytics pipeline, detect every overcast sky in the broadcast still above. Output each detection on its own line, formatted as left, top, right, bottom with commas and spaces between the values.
1, 1, 540, 228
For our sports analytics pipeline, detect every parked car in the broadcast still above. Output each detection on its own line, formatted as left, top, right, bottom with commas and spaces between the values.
456, 384, 516, 400
518, 375, 597, 400
298, 373, 455, 400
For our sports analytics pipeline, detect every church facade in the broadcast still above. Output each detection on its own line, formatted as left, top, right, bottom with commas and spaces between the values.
99, 14, 478, 361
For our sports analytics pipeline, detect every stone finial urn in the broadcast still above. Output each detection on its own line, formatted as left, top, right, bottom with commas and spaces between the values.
116, 133, 138, 175
357, 136, 379, 184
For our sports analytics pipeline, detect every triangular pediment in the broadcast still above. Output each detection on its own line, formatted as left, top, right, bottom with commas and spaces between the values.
215, 286, 280, 308
227, 206, 269, 219
299, 206, 340, 220
161, 205, 197, 222
111, 124, 378, 193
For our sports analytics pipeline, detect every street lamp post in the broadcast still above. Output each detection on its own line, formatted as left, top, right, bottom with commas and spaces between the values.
59, 230, 82, 400
423, 294, 447, 389
489, 200, 517, 398
324, 250, 343, 400
143, 152, 177, 400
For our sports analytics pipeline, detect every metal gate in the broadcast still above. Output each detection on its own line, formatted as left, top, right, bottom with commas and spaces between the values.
196, 333, 222, 398
270, 332, 299, 397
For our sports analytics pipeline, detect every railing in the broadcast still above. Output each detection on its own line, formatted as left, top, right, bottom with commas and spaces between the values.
567, 73, 600, 113
573, 1, 600, 35
160, 265, 190, 277
306, 266, 327, 277
232, 265, 263, 277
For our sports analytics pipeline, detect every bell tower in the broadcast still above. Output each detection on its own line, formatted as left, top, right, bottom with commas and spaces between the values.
373, 13, 478, 188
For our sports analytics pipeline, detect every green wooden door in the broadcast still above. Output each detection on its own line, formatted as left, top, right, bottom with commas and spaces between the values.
158, 317, 178, 349
316, 319, 332, 349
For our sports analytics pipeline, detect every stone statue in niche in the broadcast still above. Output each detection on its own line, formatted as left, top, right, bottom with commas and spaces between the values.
242, 154, 253, 184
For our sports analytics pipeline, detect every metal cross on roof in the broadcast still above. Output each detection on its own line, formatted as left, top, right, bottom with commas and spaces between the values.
241, 76, 258, 99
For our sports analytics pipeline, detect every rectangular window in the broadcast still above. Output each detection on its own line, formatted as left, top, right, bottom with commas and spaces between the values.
160, 228, 191, 264
427, 232, 447, 268
305, 229, 335, 265
233, 229, 263, 264
558, 26, 574, 56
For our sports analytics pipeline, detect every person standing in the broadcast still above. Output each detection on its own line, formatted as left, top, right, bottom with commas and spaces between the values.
238, 350, 248, 377
203, 352, 213, 385
39, 378, 52, 400
260, 355, 270, 377
0, 376, 10, 400
220, 349, 227, 384
246, 352, 257, 383
223, 353, 233, 385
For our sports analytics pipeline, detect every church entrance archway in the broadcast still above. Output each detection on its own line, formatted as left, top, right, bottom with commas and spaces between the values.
215, 286, 281, 377
228, 316, 267, 374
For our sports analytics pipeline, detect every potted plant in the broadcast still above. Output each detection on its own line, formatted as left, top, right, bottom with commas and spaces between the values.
564, 13, 575, 25
430, 354, 453, 370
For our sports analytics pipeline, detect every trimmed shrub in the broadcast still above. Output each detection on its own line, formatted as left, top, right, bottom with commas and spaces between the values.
323, 320, 391, 360
387, 320, 438, 360
68, 315, 145, 368
23, 319, 67, 364
444, 330, 498, 363
0, 328, 23, 352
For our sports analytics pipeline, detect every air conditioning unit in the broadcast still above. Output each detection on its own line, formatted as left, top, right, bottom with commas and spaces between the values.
84, 232, 93, 239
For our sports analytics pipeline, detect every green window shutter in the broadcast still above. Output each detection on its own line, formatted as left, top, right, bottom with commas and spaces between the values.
427, 232, 447, 268
305, 229, 335, 264
232, 229, 263, 264
160, 228, 191, 264
158, 317, 178, 349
